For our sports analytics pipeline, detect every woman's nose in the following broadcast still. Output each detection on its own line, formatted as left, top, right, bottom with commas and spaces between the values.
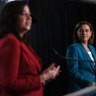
82, 30, 86, 34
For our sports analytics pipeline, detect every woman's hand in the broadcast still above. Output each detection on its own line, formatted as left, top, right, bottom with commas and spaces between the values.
40, 63, 61, 84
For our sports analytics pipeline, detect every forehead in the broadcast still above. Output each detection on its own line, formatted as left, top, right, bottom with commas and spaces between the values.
80, 24, 90, 29
22, 5, 30, 12
80, 24, 90, 28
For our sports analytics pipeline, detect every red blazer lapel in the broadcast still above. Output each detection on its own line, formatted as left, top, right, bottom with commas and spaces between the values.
21, 42, 42, 72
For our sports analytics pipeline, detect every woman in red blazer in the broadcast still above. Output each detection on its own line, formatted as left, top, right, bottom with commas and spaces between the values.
0, 1, 60, 96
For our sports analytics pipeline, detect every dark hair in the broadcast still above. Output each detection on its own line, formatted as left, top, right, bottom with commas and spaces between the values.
0, 1, 31, 44
73, 21, 94, 44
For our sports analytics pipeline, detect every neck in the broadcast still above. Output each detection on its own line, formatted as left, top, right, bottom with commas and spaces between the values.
16, 28, 27, 38
82, 43, 87, 46
82, 42, 90, 51
19, 33, 25, 38
17, 31, 27, 38
82, 41, 88, 46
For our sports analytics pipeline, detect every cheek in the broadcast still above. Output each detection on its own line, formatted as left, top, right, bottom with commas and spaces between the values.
17, 16, 25, 23
88, 32, 92, 37
20, 18, 25, 23
17, 19, 25, 27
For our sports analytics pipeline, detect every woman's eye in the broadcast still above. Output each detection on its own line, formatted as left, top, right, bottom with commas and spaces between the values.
86, 30, 90, 32
19, 12, 26, 16
79, 29, 83, 33
19, 13, 31, 17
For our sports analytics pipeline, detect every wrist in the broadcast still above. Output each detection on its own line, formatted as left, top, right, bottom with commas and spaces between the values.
40, 74, 46, 86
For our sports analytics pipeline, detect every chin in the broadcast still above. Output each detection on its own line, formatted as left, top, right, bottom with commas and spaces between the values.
26, 26, 31, 31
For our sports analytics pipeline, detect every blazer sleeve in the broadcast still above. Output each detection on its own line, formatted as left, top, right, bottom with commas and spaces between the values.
66, 45, 92, 87
0, 38, 41, 94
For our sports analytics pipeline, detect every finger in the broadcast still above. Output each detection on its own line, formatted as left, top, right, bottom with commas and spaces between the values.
55, 66, 60, 71
48, 63, 56, 70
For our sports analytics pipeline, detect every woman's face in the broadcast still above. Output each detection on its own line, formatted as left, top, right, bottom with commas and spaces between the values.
16, 5, 32, 36
77, 24, 92, 43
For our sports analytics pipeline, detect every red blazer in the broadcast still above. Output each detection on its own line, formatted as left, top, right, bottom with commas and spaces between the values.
0, 33, 44, 96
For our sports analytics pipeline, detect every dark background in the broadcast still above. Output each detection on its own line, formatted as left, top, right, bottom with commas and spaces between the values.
30, 0, 96, 96
1, 0, 96, 96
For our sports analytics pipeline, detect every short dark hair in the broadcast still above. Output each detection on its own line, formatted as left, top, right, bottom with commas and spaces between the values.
73, 21, 94, 44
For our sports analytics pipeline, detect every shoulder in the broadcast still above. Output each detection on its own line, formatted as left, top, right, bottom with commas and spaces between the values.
0, 33, 20, 48
66, 43, 80, 56
68, 43, 81, 49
